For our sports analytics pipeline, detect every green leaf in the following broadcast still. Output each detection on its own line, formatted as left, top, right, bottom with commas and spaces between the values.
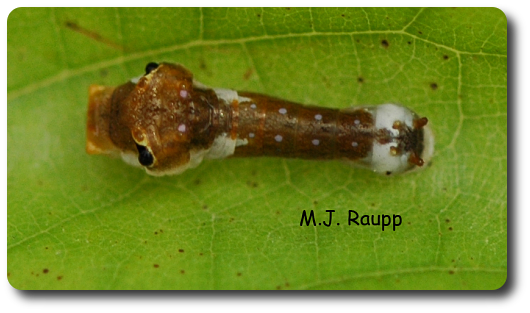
7, 7, 507, 290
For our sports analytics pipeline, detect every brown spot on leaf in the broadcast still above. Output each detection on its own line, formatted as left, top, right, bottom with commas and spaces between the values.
57, 276, 63, 280
357, 76, 364, 83
448, 227, 453, 231
243, 68, 253, 80
237, 272, 242, 276
246, 181, 258, 188
443, 55, 449, 60
445, 219, 450, 223
179, 249, 184, 253
199, 59, 207, 70
449, 270, 455, 274
381, 39, 389, 48
180, 270, 185, 274
154, 264, 159, 268
430, 83, 438, 90
43, 269, 49, 274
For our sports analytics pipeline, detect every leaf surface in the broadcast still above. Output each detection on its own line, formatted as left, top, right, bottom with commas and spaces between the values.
7, 7, 507, 290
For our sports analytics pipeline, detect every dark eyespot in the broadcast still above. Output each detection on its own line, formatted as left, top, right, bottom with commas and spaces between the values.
145, 62, 159, 75
136, 144, 154, 166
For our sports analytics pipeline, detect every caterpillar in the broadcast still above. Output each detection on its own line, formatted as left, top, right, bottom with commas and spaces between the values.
86, 62, 434, 176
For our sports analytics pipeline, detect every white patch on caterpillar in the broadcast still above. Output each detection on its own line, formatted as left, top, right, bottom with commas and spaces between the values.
206, 133, 237, 159
369, 104, 434, 175
121, 151, 142, 168
130, 75, 142, 84
236, 138, 249, 146
213, 88, 238, 104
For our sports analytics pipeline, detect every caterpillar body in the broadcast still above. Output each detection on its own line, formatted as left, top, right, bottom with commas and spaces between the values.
86, 62, 434, 176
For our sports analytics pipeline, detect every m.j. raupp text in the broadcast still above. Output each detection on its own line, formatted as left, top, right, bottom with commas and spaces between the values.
299, 210, 402, 231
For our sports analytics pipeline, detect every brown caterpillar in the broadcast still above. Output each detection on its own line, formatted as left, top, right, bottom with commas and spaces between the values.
86, 62, 434, 176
